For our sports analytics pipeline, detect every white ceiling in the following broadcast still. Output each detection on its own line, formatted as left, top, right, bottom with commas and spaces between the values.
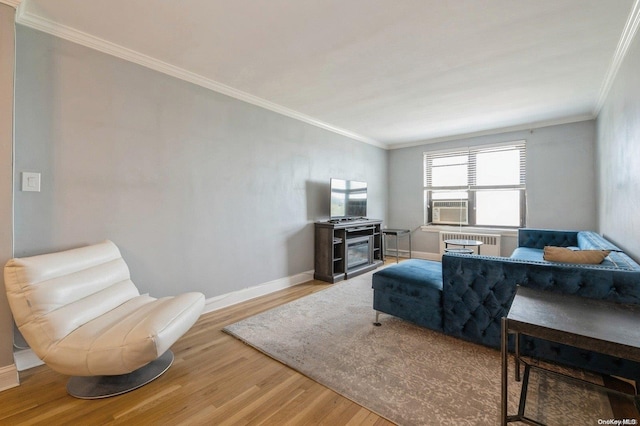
11, 0, 640, 148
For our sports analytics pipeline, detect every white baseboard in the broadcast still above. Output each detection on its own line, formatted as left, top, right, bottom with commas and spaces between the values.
0, 364, 19, 391
202, 269, 315, 314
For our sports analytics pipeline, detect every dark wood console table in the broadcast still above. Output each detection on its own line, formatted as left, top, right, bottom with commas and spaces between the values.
314, 219, 383, 283
501, 286, 640, 425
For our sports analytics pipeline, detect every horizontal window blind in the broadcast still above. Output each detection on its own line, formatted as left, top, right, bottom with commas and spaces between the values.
424, 141, 526, 191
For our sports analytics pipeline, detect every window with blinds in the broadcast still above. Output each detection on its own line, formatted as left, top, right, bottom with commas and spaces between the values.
423, 141, 526, 227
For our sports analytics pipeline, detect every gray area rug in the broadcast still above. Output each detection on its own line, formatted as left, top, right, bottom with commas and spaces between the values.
224, 270, 613, 425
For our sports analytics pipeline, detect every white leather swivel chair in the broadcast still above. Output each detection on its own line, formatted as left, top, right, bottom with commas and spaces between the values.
4, 240, 205, 399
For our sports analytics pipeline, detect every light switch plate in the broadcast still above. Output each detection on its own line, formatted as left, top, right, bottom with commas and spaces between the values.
21, 172, 41, 192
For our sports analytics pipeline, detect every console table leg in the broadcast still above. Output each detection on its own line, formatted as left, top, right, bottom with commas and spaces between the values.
501, 317, 508, 425
515, 332, 521, 382
394, 235, 400, 263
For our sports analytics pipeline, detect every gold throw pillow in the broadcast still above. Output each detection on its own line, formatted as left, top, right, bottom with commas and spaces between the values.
543, 246, 610, 264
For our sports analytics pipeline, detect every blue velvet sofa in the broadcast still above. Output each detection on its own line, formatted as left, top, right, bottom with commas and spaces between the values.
372, 228, 640, 381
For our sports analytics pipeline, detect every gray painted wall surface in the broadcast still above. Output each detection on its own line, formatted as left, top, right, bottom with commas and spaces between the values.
388, 121, 597, 255
14, 26, 387, 298
597, 32, 640, 261
0, 4, 15, 369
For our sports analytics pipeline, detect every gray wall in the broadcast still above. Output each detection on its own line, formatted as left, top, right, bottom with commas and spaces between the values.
388, 120, 597, 255
597, 31, 640, 261
13, 26, 388, 298
0, 4, 15, 370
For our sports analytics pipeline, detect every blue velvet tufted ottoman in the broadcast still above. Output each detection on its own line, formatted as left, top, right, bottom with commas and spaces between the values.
372, 259, 443, 331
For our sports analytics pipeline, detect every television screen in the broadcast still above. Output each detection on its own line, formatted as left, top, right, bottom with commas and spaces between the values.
330, 178, 367, 219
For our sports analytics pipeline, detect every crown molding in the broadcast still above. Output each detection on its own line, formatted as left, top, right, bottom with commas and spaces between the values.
15, 7, 385, 149
388, 114, 596, 150
593, 0, 640, 115
0, 0, 22, 8
15, 1, 632, 151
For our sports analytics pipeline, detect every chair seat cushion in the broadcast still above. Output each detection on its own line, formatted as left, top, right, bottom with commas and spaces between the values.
47, 292, 205, 376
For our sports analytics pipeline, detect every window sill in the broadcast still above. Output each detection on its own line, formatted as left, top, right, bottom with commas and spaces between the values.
420, 224, 518, 237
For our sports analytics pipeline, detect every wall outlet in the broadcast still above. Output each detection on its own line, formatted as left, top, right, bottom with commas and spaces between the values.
21, 172, 41, 192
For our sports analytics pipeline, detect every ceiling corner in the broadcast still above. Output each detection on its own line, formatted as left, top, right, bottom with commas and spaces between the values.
593, 0, 640, 115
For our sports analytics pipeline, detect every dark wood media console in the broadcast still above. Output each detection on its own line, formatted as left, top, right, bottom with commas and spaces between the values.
314, 219, 383, 283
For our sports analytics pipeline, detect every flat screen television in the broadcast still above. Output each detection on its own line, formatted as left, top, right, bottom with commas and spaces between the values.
330, 178, 367, 219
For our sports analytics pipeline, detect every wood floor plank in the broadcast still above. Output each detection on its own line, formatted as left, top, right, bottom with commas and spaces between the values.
281, 387, 338, 425
241, 376, 312, 425
345, 408, 382, 426
0, 280, 394, 425
213, 372, 302, 425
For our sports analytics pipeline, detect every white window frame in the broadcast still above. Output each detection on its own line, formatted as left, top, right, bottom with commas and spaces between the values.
423, 141, 526, 228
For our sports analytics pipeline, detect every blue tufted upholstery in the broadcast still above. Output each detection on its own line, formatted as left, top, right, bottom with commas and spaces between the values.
372, 259, 443, 331
371, 228, 640, 382
577, 231, 624, 252
442, 254, 640, 347
443, 228, 640, 381
518, 229, 578, 249
515, 229, 638, 271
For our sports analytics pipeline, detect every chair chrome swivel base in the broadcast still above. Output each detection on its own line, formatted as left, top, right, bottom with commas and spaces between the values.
66, 350, 174, 399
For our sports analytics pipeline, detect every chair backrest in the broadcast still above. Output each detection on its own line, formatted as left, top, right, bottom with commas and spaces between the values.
4, 241, 140, 358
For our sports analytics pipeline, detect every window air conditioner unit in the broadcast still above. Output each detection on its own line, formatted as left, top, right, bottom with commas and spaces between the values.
432, 200, 469, 225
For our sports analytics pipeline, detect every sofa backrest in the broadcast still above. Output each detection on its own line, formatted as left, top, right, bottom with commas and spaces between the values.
518, 229, 578, 249
4, 241, 140, 358
577, 231, 623, 251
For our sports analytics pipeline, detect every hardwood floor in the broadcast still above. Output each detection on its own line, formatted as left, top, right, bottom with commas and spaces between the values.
0, 280, 395, 426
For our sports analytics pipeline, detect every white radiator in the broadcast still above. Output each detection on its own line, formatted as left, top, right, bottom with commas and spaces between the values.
439, 231, 501, 256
